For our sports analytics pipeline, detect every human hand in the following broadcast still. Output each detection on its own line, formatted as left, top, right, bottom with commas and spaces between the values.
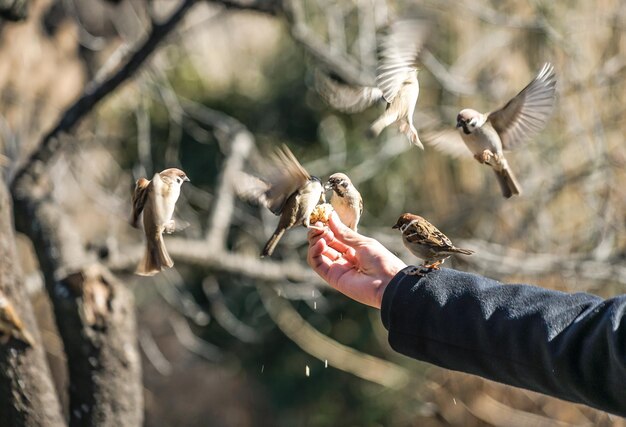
307, 212, 407, 308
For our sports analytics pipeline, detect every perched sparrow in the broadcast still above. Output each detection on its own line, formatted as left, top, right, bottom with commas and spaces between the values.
325, 173, 363, 231
0, 291, 35, 346
426, 63, 557, 198
392, 213, 473, 270
131, 168, 189, 276
315, 20, 429, 148
235, 145, 325, 257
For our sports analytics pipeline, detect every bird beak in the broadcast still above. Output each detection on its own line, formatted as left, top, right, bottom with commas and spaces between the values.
184, 176, 190, 182
392, 224, 399, 229
324, 182, 332, 191
456, 120, 462, 128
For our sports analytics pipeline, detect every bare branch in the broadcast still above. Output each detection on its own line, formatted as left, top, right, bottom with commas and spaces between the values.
257, 284, 413, 390
203, 277, 261, 343
11, 0, 198, 188
205, 130, 254, 246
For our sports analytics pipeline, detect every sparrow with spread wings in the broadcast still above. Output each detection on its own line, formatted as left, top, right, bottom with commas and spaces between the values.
315, 20, 430, 148
426, 63, 557, 198
131, 168, 189, 276
236, 145, 325, 257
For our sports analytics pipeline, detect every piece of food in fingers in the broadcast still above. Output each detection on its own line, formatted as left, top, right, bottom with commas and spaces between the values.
309, 203, 334, 225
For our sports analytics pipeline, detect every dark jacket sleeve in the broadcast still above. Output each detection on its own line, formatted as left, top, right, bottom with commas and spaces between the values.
381, 266, 626, 416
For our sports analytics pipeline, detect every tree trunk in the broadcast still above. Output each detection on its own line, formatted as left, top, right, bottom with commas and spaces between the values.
11, 168, 143, 427
0, 176, 65, 427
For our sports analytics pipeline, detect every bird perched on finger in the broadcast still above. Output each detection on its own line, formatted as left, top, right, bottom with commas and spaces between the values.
0, 291, 35, 346
325, 173, 362, 231
315, 20, 430, 148
425, 63, 557, 198
236, 145, 325, 257
131, 168, 189, 276
393, 213, 473, 271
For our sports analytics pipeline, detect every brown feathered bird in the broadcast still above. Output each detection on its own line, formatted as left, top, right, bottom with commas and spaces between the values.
235, 145, 325, 257
392, 213, 473, 269
315, 20, 430, 147
131, 168, 189, 276
325, 173, 363, 231
261, 147, 325, 257
425, 63, 557, 198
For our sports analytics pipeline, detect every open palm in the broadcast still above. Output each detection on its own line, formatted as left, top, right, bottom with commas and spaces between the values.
307, 212, 407, 308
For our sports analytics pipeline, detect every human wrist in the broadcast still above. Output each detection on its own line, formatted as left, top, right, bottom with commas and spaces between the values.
374, 258, 407, 309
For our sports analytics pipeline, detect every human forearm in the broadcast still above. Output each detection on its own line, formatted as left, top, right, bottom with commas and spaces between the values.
382, 267, 626, 416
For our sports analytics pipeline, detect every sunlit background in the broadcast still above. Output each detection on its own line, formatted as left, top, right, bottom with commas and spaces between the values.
2, 0, 626, 425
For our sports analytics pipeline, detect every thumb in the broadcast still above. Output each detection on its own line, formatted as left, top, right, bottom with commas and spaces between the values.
328, 212, 369, 246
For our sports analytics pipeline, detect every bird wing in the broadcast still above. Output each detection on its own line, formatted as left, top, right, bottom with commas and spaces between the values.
233, 171, 271, 206
376, 20, 429, 104
130, 177, 151, 228
487, 63, 557, 150
314, 70, 383, 113
263, 145, 312, 215
423, 129, 473, 158
404, 217, 454, 249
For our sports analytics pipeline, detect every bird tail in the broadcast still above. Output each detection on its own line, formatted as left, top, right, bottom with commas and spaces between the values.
368, 110, 398, 138
493, 161, 522, 198
400, 122, 424, 149
451, 247, 474, 256
261, 228, 285, 258
136, 234, 173, 276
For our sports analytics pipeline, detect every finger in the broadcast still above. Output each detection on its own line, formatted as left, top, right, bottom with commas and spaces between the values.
323, 229, 358, 263
328, 211, 369, 246
307, 223, 327, 241
307, 238, 331, 277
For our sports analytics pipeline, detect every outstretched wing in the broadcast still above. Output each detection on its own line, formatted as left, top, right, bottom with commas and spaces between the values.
422, 128, 473, 158
314, 70, 383, 113
263, 145, 311, 215
376, 20, 429, 103
130, 177, 151, 228
487, 63, 557, 150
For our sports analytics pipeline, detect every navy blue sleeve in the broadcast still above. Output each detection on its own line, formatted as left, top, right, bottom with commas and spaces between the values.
381, 266, 626, 416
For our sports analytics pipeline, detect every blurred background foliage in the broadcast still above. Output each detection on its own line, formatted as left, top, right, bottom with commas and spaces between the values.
2, 0, 626, 425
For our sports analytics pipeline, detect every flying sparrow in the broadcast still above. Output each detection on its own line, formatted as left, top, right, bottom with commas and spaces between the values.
0, 291, 35, 346
131, 168, 189, 276
325, 173, 362, 231
392, 213, 473, 271
236, 145, 325, 257
315, 20, 430, 148
425, 63, 557, 198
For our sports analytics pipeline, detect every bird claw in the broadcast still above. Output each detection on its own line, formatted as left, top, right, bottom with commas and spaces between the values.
164, 220, 176, 234
474, 150, 494, 164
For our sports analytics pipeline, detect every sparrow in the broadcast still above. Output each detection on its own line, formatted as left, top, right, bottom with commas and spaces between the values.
0, 291, 35, 346
392, 213, 473, 270
131, 168, 189, 276
315, 20, 430, 148
425, 63, 557, 198
325, 173, 363, 231
236, 145, 325, 257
